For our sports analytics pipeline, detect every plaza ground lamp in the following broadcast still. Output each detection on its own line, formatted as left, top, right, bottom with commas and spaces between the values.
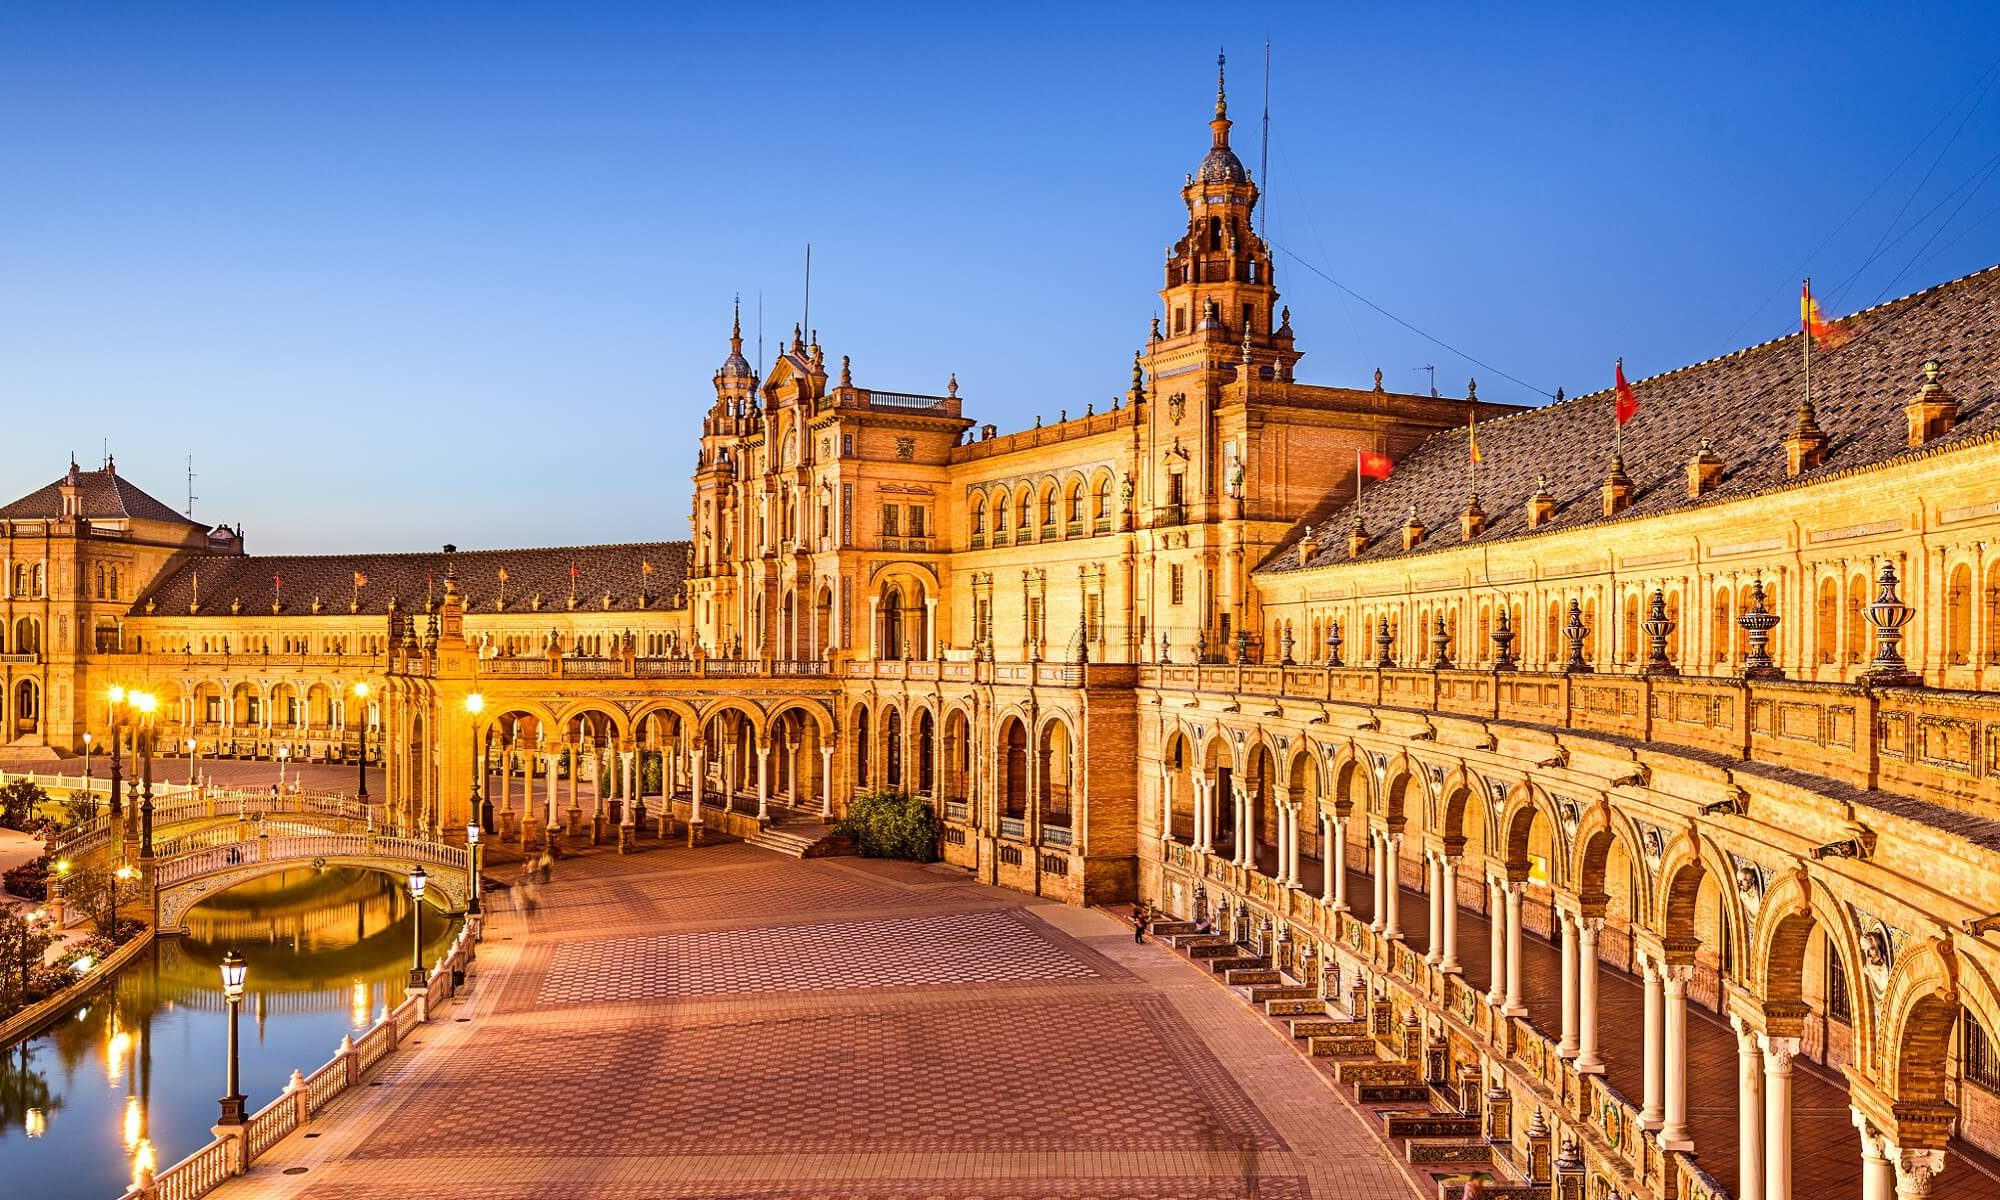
277, 746, 290, 792
130, 691, 158, 859
81, 731, 93, 792
217, 950, 248, 1125
185, 738, 197, 789
464, 820, 482, 918
406, 866, 429, 988
352, 682, 371, 801
465, 693, 492, 832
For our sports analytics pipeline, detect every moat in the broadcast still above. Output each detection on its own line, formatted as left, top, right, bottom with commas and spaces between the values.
0, 867, 459, 1200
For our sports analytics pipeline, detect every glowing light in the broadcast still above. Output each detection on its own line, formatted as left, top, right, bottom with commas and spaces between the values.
23, 1108, 45, 1138
105, 1028, 133, 1085
350, 980, 371, 1029
122, 1095, 144, 1150
130, 1137, 156, 1185
107, 685, 125, 704
71, 956, 94, 974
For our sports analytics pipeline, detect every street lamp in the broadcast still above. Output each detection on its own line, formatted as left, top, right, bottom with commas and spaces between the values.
464, 820, 482, 934
106, 686, 127, 818
129, 691, 158, 860
277, 746, 290, 793
406, 866, 428, 988
217, 950, 248, 1125
185, 739, 197, 789
352, 682, 372, 801
465, 693, 490, 833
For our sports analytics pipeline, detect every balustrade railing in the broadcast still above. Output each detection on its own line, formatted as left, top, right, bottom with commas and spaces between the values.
121, 922, 476, 1200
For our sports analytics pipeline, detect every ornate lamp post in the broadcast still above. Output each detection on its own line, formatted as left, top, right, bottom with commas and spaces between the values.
130, 691, 158, 860
464, 821, 483, 941
406, 866, 429, 989
352, 682, 372, 801
185, 739, 197, 789
465, 693, 491, 832
110, 862, 135, 936
276, 746, 290, 793
106, 686, 127, 819
81, 732, 93, 801
217, 950, 248, 1125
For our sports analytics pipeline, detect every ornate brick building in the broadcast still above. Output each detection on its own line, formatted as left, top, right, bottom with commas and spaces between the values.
8, 61, 2000, 1200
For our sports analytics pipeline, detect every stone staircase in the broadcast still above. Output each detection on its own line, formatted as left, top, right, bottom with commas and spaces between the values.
1152, 919, 1513, 1196
744, 814, 854, 859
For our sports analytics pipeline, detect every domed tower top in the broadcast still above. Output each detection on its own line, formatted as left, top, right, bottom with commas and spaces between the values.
716, 297, 754, 384
1198, 50, 1248, 184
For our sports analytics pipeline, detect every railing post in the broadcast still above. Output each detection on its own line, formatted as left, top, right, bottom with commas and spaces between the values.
212, 1123, 248, 1176
338, 1034, 358, 1085
288, 1068, 309, 1128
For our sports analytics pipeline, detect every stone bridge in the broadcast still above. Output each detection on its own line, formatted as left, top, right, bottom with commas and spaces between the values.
151, 832, 470, 932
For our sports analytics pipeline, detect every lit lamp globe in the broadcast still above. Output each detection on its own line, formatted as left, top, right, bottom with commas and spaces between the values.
219, 949, 247, 1000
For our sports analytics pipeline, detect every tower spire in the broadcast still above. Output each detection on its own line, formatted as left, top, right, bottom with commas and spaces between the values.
730, 294, 743, 356
1212, 48, 1231, 147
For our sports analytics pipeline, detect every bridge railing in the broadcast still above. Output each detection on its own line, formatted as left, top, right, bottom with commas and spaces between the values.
46, 788, 374, 861
151, 831, 465, 889
122, 921, 477, 1200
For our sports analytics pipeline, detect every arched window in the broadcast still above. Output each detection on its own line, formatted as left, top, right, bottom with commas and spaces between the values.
1948, 564, 1973, 666
970, 497, 986, 537
1817, 577, 1839, 665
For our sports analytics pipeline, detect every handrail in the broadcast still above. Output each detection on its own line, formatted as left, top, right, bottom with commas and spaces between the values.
152, 832, 464, 889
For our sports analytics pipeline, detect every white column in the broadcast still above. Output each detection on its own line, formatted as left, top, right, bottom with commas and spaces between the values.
1576, 916, 1603, 1072
1368, 833, 1386, 931
1889, 1145, 1945, 1200
620, 751, 636, 828
923, 596, 938, 659
1503, 883, 1527, 1016
1661, 965, 1694, 1149
1760, 1033, 1798, 1200
1640, 954, 1664, 1129
1558, 909, 1579, 1058
1424, 852, 1444, 964
1329, 816, 1348, 910
1856, 1121, 1893, 1200
690, 746, 706, 827
1486, 877, 1507, 1006
820, 746, 834, 818
1160, 770, 1174, 843
1733, 1017, 1765, 1200
1381, 833, 1403, 940
755, 744, 770, 820
1235, 785, 1251, 867
867, 596, 880, 658
1285, 804, 1301, 886
1440, 856, 1461, 974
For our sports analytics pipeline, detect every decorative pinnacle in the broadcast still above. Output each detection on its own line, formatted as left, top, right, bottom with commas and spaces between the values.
1216, 49, 1228, 118
729, 295, 743, 353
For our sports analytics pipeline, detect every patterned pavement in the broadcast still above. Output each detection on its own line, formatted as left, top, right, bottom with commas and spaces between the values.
209, 843, 1424, 1200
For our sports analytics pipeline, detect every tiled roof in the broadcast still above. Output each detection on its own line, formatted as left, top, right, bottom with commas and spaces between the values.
1262, 264, 2000, 574
134, 542, 691, 618
0, 466, 201, 526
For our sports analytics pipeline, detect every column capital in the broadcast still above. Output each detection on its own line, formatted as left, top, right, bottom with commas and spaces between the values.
1757, 1032, 1801, 1071
1888, 1145, 1945, 1198
1662, 963, 1695, 991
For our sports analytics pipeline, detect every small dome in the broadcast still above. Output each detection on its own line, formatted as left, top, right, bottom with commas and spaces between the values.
1198, 146, 1247, 184
719, 350, 753, 380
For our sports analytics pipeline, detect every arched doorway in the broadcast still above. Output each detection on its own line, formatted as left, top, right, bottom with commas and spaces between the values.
999, 718, 1028, 825
1038, 719, 1073, 836
12, 679, 39, 738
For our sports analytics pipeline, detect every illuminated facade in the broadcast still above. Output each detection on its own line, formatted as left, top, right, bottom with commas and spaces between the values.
7, 61, 2000, 1200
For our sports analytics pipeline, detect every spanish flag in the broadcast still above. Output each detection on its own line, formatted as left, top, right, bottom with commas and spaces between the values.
1802, 279, 1851, 348
1468, 410, 1484, 465
496, 567, 509, 583
352, 571, 367, 588
641, 560, 655, 577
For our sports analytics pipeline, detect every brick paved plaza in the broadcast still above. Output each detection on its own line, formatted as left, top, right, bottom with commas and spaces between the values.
208, 840, 1426, 1199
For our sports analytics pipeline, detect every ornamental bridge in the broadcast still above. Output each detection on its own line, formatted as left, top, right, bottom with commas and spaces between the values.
149, 831, 471, 932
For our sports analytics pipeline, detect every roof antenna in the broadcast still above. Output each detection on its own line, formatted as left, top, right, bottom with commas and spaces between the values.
1258, 38, 1271, 242
1416, 365, 1437, 397
756, 291, 764, 373
185, 454, 198, 517
802, 242, 812, 349
101, 437, 108, 470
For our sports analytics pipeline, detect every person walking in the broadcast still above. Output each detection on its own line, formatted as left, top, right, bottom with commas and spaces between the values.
1132, 902, 1148, 944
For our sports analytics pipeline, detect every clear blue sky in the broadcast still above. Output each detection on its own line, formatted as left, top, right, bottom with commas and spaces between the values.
3, 2, 1996, 553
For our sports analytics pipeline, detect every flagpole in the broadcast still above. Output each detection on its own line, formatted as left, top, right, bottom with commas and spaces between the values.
1355, 449, 1364, 514
1803, 277, 1814, 412
1613, 358, 1623, 459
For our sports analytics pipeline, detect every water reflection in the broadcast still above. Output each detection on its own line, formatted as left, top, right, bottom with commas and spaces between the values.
0, 866, 458, 1200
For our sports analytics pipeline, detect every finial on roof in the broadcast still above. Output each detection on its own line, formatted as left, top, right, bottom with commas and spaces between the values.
1241, 321, 1254, 364
1467, 378, 1478, 402
791, 322, 803, 352
1215, 48, 1228, 120
948, 372, 959, 398
731, 295, 742, 349
840, 354, 852, 387
1150, 315, 1161, 342
1555, 386, 1565, 403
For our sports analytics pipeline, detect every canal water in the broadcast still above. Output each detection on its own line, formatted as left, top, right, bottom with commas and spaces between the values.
0, 867, 461, 1200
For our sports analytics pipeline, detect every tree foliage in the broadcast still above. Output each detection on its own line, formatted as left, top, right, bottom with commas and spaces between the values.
833, 791, 940, 861
0, 780, 47, 831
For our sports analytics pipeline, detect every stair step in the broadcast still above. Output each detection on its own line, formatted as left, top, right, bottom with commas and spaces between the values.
1208, 955, 1269, 974
1186, 941, 1245, 959
1151, 920, 1201, 936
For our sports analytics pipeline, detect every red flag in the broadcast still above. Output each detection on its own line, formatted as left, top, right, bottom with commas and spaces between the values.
569, 562, 579, 579
1614, 360, 1638, 425
1801, 280, 1851, 348
273, 572, 283, 591
1357, 450, 1394, 480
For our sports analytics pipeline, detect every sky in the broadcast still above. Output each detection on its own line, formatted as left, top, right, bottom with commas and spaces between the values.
3, 2, 1998, 553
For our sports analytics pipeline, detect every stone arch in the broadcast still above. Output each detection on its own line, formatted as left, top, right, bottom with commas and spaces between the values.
1571, 802, 1650, 925
1435, 768, 1483, 859
628, 697, 702, 743
1499, 782, 1564, 887
1037, 714, 1075, 829
997, 714, 1029, 819
1876, 937, 1960, 1115
554, 702, 633, 744
1751, 868, 1872, 1059
1163, 727, 1197, 843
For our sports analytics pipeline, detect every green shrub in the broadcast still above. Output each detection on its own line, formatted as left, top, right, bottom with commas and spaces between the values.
833, 791, 940, 861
